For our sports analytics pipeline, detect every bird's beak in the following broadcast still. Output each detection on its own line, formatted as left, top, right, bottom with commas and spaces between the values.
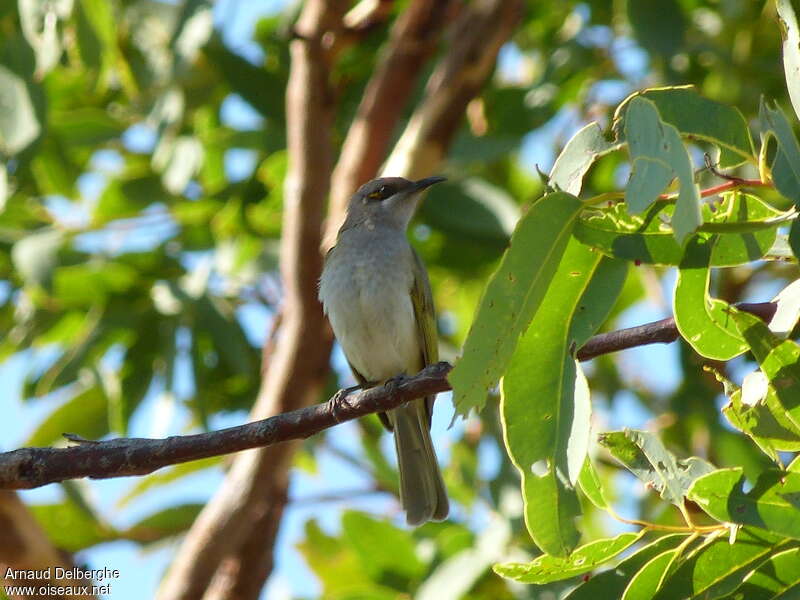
412, 175, 447, 192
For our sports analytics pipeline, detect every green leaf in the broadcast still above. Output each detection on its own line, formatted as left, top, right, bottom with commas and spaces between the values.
722, 379, 800, 462
760, 99, 800, 205
117, 457, 223, 508
689, 468, 800, 540
778, 0, 800, 124
0, 64, 41, 154
94, 176, 170, 224
549, 122, 619, 195
449, 191, 583, 417
627, 0, 685, 58
341, 511, 425, 581
49, 107, 124, 147
574, 193, 780, 266
615, 87, 755, 168
11, 229, 63, 290
421, 177, 520, 242
25, 385, 109, 447
565, 534, 690, 600
600, 429, 715, 506
578, 458, 608, 510
674, 235, 748, 360
732, 311, 800, 431
30, 500, 117, 552
494, 531, 644, 583
502, 240, 626, 555
623, 96, 701, 243
417, 514, 510, 600
124, 503, 204, 544
622, 548, 683, 600
726, 546, 800, 600
652, 528, 786, 600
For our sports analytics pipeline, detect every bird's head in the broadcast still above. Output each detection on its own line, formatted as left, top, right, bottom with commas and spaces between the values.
344, 175, 446, 231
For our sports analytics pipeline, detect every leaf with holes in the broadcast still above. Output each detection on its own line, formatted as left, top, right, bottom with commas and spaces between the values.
502, 239, 626, 556
600, 429, 715, 506
495, 531, 644, 584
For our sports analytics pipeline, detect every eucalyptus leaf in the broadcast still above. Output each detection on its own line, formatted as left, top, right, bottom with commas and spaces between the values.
726, 546, 800, 600
760, 99, 800, 205
494, 531, 644, 584
600, 429, 715, 506
623, 96, 701, 243
688, 468, 800, 540
652, 528, 786, 600
450, 192, 583, 417
778, 0, 800, 124
574, 193, 781, 266
566, 534, 690, 600
673, 235, 748, 360
733, 311, 800, 431
549, 122, 620, 195
614, 86, 755, 168
501, 240, 625, 555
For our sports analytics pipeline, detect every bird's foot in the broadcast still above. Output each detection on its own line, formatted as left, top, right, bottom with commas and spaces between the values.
328, 384, 361, 423
384, 373, 409, 395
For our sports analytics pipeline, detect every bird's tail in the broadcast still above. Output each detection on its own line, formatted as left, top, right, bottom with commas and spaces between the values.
388, 399, 449, 525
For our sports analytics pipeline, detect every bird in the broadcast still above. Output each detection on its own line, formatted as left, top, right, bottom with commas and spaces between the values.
319, 175, 449, 525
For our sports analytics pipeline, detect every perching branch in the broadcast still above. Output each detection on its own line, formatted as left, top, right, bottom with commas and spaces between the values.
0, 301, 777, 491
0, 362, 452, 490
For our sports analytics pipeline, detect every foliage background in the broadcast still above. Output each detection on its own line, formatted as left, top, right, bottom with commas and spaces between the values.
1, 0, 798, 599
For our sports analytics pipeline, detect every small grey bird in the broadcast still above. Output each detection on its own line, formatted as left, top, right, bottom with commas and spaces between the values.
319, 175, 449, 525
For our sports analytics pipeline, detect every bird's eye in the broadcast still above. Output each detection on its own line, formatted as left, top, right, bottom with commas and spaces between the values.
379, 185, 388, 195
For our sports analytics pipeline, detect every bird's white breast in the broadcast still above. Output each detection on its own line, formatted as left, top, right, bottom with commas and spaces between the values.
319, 229, 421, 383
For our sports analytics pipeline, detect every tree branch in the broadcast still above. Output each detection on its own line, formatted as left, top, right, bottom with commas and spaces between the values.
0, 363, 453, 490
0, 301, 777, 491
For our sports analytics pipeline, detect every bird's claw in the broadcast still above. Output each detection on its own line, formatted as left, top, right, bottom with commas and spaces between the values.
384, 373, 409, 395
329, 384, 360, 423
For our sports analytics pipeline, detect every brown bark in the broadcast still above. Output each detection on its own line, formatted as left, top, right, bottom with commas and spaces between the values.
154, 1, 346, 599
0, 491, 96, 600
325, 0, 454, 246
383, 0, 524, 179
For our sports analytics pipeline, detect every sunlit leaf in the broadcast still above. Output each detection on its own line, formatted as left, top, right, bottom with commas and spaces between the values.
614, 86, 755, 167
778, 0, 800, 124
574, 193, 781, 266
495, 531, 644, 583
733, 311, 800, 432
623, 96, 701, 243
549, 122, 619, 195
689, 468, 800, 540
600, 429, 715, 506
728, 546, 800, 600
450, 192, 583, 417
651, 528, 785, 600
502, 240, 625, 555
674, 235, 748, 360
11, 229, 63, 290
565, 534, 689, 600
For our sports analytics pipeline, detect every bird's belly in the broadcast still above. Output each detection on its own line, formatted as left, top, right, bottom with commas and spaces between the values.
321, 263, 420, 383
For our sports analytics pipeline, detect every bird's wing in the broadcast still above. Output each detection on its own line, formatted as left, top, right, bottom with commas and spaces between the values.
410, 248, 438, 427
